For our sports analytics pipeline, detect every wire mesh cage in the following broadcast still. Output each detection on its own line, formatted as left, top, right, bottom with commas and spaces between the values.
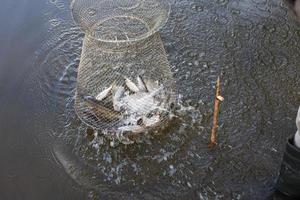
71, 0, 176, 141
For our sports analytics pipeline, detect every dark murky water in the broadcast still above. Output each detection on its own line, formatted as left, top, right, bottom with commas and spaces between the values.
0, 0, 299, 199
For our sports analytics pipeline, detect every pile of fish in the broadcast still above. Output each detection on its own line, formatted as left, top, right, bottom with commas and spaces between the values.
83, 76, 174, 144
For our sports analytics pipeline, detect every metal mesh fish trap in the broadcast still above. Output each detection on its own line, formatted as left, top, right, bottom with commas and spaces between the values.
71, 0, 176, 140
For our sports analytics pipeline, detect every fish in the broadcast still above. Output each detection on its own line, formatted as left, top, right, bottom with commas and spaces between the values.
136, 75, 147, 92
144, 79, 159, 93
121, 92, 159, 115
117, 125, 144, 134
112, 86, 125, 111
120, 82, 165, 116
95, 84, 113, 101
84, 96, 121, 121
125, 77, 140, 93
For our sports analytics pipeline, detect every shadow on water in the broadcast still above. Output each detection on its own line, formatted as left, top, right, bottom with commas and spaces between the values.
1, 0, 300, 199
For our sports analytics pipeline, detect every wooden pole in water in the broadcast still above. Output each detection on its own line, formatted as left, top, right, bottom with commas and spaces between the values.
209, 76, 224, 148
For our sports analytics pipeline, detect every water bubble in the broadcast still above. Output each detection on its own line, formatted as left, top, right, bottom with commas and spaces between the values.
49, 19, 61, 27
103, 152, 112, 164
92, 143, 99, 149
194, 60, 200, 66
169, 165, 177, 176
231, 9, 241, 15
199, 52, 205, 57
110, 140, 115, 147
191, 4, 204, 12
48, 0, 64, 9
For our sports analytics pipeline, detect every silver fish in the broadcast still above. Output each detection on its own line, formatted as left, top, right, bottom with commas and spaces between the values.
125, 77, 139, 93
122, 92, 159, 115
112, 86, 125, 111
117, 125, 144, 134
137, 76, 147, 92
144, 79, 159, 93
96, 85, 113, 101
121, 84, 165, 116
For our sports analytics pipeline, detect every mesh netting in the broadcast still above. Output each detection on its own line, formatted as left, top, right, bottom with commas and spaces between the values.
72, 0, 176, 141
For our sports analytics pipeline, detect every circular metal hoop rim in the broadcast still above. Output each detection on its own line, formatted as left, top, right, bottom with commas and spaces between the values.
70, 0, 171, 43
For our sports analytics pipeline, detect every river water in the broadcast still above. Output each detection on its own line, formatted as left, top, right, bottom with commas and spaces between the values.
0, 0, 299, 199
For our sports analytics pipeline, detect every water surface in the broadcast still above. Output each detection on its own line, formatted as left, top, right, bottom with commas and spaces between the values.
0, 0, 299, 199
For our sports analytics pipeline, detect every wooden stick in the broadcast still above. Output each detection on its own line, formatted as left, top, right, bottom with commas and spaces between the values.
209, 76, 224, 148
